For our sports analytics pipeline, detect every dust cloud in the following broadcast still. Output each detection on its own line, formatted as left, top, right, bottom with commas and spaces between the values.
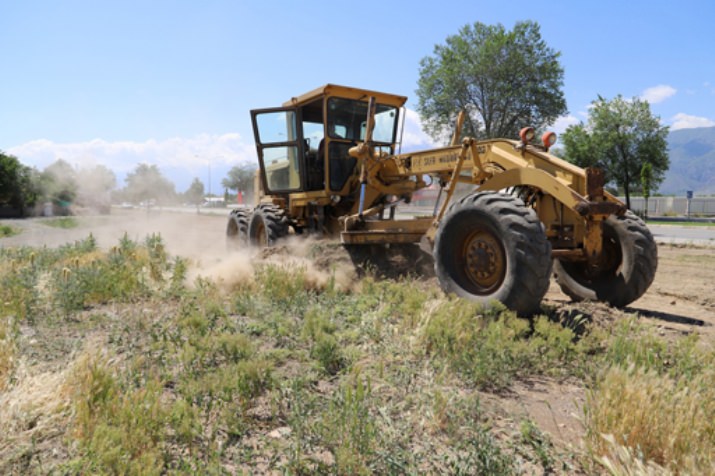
1, 209, 358, 292
190, 235, 358, 293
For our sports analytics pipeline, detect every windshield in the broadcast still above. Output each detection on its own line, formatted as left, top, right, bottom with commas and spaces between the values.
326, 97, 398, 144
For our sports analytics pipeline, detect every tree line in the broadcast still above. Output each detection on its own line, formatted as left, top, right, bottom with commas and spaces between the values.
0, 152, 257, 217
0, 154, 117, 216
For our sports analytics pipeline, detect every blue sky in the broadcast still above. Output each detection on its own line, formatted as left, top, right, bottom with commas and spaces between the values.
2, 0, 714, 193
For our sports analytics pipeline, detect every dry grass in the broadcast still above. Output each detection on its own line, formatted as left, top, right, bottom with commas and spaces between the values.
0, 317, 15, 392
595, 434, 670, 476
586, 364, 715, 474
0, 351, 78, 473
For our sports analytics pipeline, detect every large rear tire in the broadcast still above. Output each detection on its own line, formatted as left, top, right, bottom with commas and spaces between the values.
553, 211, 657, 307
226, 209, 250, 250
433, 192, 552, 315
248, 204, 289, 247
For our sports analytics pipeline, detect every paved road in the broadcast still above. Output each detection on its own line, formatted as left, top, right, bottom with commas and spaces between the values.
649, 223, 715, 246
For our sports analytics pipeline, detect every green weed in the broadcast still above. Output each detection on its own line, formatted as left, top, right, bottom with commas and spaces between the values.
302, 306, 347, 375
283, 377, 323, 474
46, 234, 181, 316
71, 372, 169, 475
444, 429, 516, 475
0, 224, 20, 237
145, 233, 169, 283
422, 300, 586, 389
604, 318, 713, 379
179, 359, 273, 408
255, 263, 311, 315
360, 277, 433, 329
0, 255, 40, 322
520, 418, 555, 471
167, 256, 188, 298
311, 333, 346, 375
321, 374, 376, 475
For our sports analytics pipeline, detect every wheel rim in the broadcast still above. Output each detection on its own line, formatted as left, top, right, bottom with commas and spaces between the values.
461, 226, 506, 294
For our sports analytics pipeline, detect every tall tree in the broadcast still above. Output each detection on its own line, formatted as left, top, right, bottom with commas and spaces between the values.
417, 20, 567, 142
123, 163, 176, 205
562, 95, 669, 209
221, 164, 256, 204
0, 151, 40, 214
41, 159, 78, 206
185, 177, 205, 211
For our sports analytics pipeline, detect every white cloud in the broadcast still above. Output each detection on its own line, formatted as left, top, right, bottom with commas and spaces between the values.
7, 134, 259, 193
7, 133, 256, 184
640, 84, 677, 104
670, 113, 715, 130
551, 115, 580, 134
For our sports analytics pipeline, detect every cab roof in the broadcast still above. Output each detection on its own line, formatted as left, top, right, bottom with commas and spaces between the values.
282, 84, 408, 109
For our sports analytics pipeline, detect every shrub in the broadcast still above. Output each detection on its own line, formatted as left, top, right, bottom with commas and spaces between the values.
179, 359, 273, 409
422, 300, 583, 389
0, 224, 20, 237
255, 263, 310, 315
321, 375, 376, 475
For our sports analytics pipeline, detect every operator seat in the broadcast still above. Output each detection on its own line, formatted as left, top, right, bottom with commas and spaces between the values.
307, 138, 325, 190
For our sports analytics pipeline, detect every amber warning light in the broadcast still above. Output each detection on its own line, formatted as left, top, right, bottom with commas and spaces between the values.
541, 131, 557, 151
519, 127, 535, 144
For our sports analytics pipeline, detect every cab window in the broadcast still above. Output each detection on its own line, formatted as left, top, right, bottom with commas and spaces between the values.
327, 97, 398, 144
255, 110, 298, 143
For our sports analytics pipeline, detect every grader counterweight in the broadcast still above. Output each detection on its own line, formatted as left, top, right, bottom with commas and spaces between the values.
227, 84, 657, 314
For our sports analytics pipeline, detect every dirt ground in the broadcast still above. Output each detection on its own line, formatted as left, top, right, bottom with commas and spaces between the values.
2, 209, 714, 458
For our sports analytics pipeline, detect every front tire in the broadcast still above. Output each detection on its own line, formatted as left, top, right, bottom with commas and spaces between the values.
433, 192, 552, 315
553, 211, 657, 307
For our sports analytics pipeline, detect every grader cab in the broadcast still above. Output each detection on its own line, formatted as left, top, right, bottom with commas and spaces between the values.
227, 84, 657, 314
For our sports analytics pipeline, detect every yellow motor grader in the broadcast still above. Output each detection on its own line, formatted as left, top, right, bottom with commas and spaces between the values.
227, 84, 657, 314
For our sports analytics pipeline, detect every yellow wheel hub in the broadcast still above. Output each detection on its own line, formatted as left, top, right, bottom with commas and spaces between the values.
462, 228, 506, 294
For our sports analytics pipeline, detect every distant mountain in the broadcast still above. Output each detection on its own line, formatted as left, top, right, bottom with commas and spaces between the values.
660, 126, 715, 196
